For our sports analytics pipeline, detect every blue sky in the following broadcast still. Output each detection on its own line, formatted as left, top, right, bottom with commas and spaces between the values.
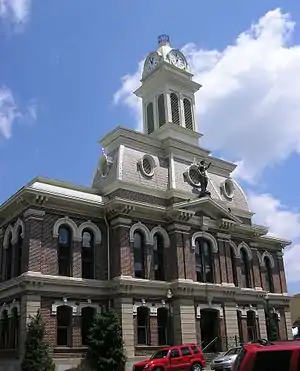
1, 0, 300, 292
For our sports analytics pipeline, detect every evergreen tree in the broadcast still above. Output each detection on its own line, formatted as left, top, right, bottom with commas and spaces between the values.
21, 310, 55, 371
85, 310, 126, 371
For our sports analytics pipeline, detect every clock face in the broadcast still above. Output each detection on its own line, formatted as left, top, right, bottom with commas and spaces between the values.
167, 50, 187, 70
146, 53, 160, 73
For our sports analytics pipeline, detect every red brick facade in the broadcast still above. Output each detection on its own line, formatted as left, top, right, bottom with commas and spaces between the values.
0, 205, 292, 364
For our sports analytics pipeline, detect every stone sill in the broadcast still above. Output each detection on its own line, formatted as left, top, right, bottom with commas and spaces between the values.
54, 347, 87, 358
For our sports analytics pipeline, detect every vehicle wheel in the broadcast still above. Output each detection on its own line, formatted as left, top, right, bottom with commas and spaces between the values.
153, 368, 163, 371
191, 363, 202, 371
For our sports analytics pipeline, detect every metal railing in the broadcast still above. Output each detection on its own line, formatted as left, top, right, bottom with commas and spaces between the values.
202, 336, 218, 352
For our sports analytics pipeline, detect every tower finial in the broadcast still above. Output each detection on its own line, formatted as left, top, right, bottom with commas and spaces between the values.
157, 34, 170, 47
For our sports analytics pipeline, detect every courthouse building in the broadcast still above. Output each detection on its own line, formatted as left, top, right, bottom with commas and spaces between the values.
0, 35, 293, 370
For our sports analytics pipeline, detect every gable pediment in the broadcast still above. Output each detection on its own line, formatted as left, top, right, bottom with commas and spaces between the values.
173, 197, 242, 224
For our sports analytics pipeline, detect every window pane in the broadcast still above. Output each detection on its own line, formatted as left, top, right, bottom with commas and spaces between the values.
58, 227, 70, 245
82, 231, 92, 248
134, 232, 144, 278
253, 350, 291, 371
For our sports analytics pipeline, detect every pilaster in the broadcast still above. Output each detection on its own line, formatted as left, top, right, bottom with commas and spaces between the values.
110, 217, 132, 278
250, 246, 263, 290
257, 307, 268, 339
277, 252, 287, 293
19, 295, 41, 357
167, 224, 193, 281
114, 297, 134, 359
23, 209, 45, 272
224, 305, 240, 346
72, 240, 82, 278
172, 298, 197, 345
284, 309, 293, 340
217, 238, 227, 284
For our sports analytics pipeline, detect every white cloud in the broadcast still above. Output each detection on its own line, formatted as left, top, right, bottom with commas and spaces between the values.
114, 8, 300, 183
0, 87, 18, 139
249, 192, 300, 284
0, 0, 31, 26
0, 86, 36, 139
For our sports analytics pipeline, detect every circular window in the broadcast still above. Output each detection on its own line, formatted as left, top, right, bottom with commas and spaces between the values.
139, 155, 155, 178
99, 154, 109, 177
221, 178, 235, 199
184, 164, 201, 187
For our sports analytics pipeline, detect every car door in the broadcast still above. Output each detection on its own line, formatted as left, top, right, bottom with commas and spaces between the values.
179, 346, 194, 370
169, 348, 182, 371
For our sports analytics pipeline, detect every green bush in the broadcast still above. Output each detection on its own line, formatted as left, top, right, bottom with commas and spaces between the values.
85, 310, 126, 371
21, 310, 55, 371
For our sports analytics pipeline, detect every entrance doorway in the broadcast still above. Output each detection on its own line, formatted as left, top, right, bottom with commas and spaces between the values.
200, 309, 220, 352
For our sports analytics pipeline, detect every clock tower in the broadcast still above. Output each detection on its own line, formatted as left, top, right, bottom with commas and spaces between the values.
134, 34, 202, 146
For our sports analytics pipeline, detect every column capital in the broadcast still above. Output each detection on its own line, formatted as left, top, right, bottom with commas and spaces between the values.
110, 217, 132, 229
216, 232, 231, 240
23, 209, 45, 221
167, 223, 191, 233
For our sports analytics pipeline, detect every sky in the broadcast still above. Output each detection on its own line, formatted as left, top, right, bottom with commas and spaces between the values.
1, 0, 300, 293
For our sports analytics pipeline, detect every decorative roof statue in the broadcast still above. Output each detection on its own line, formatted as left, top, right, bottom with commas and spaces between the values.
197, 160, 211, 198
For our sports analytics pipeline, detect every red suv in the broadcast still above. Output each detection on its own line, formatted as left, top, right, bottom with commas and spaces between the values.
133, 343, 206, 370
232, 339, 300, 371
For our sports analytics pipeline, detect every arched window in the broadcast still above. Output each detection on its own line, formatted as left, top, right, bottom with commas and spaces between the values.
58, 226, 72, 277
0, 310, 8, 349
57, 306, 72, 346
15, 227, 23, 277
247, 310, 257, 342
5, 234, 13, 281
230, 246, 238, 286
10, 307, 19, 349
153, 234, 164, 281
183, 98, 193, 130
170, 93, 180, 125
240, 248, 251, 288
81, 306, 96, 345
195, 238, 214, 283
134, 232, 145, 279
157, 307, 169, 345
157, 94, 166, 127
137, 306, 150, 345
146, 102, 154, 134
264, 256, 274, 293
82, 230, 94, 279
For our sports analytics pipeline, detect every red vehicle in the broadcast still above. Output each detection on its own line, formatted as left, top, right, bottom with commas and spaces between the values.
232, 339, 300, 371
133, 343, 206, 371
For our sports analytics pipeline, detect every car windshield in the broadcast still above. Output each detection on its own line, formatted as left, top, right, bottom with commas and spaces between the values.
225, 348, 241, 356
150, 349, 169, 359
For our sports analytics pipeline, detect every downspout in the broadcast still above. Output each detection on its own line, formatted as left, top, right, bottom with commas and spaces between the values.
104, 214, 111, 309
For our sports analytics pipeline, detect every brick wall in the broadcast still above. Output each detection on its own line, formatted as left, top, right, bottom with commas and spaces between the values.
22, 211, 107, 279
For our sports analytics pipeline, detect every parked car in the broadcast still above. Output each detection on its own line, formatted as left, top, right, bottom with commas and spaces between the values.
210, 347, 241, 370
232, 338, 300, 371
132, 343, 206, 370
